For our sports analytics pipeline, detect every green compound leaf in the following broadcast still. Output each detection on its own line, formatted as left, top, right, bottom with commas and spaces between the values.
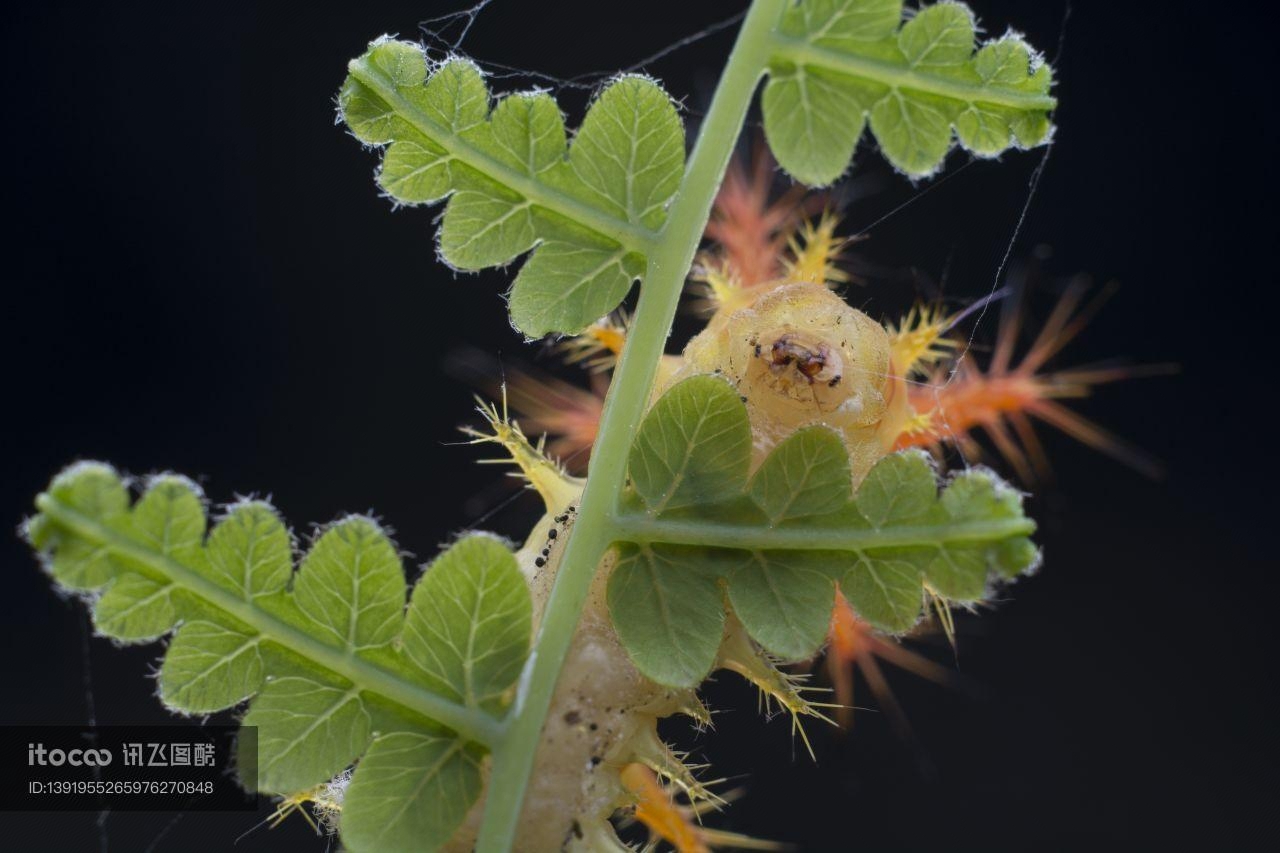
26, 462, 532, 853
609, 376, 1039, 688
340, 39, 685, 337
764, 0, 1056, 183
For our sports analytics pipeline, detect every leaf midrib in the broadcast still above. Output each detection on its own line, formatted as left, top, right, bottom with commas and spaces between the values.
770, 33, 1057, 112
615, 512, 1035, 551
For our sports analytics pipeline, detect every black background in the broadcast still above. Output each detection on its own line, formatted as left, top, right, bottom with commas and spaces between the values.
1, 1, 1273, 850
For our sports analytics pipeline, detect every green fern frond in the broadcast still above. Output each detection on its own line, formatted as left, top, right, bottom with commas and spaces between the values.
339, 40, 685, 337
28, 462, 530, 852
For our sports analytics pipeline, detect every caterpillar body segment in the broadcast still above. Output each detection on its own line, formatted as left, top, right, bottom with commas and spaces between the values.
449, 410, 727, 851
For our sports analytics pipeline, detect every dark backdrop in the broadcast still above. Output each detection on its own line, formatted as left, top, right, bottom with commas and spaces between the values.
1, 2, 1273, 850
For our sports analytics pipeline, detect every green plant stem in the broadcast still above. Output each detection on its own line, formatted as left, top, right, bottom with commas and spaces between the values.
614, 514, 1036, 550
34, 493, 502, 747
474, 0, 788, 849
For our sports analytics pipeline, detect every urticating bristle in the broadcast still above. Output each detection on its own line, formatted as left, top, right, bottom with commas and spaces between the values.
887, 302, 960, 378
716, 618, 836, 761
238, 780, 345, 843
704, 145, 819, 290
691, 146, 829, 318
619, 764, 788, 853
448, 346, 605, 476
268, 787, 325, 834
823, 590, 960, 744
672, 689, 714, 729
688, 256, 745, 316
783, 209, 852, 289
460, 388, 585, 512
626, 724, 724, 808
896, 282, 1174, 481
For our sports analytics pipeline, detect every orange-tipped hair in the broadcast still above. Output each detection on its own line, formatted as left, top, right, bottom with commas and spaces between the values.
692, 146, 827, 315
622, 763, 711, 853
704, 144, 818, 289
825, 590, 958, 732
896, 281, 1172, 482
557, 310, 630, 373
620, 763, 786, 853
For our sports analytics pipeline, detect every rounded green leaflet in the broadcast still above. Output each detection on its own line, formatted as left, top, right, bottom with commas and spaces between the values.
606, 543, 726, 689
341, 732, 482, 853
92, 573, 175, 642
203, 501, 293, 600
628, 374, 753, 513
725, 550, 837, 661
841, 550, 926, 633
160, 621, 264, 714
32, 462, 130, 589
855, 449, 936, 528
402, 534, 532, 711
244, 675, 372, 793
293, 517, 406, 653
748, 425, 852, 524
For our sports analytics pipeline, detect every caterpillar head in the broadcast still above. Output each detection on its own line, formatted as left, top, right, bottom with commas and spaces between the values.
678, 281, 892, 480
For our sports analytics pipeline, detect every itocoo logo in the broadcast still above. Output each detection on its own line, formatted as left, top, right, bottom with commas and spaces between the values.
27, 743, 113, 766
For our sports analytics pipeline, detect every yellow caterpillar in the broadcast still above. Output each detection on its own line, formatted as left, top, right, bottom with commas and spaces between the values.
281, 154, 1149, 852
